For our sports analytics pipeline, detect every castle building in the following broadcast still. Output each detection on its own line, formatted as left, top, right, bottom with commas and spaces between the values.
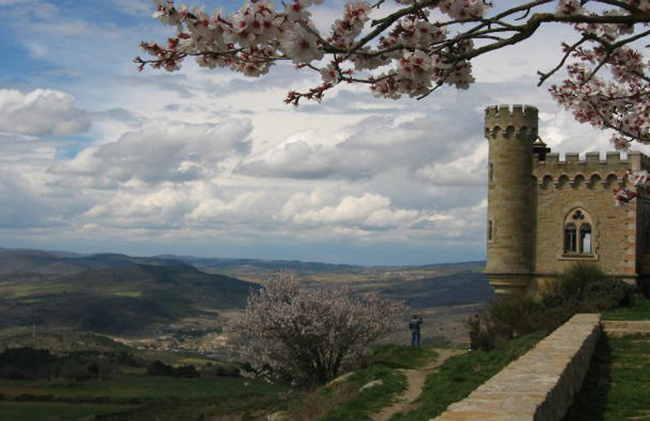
485, 104, 650, 296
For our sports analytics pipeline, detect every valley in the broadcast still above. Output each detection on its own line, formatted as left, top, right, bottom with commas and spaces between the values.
0, 248, 494, 419
0, 248, 492, 353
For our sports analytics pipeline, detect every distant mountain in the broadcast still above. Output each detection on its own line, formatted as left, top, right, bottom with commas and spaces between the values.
153, 255, 361, 274
379, 270, 494, 308
0, 247, 493, 336
0, 248, 359, 276
0, 262, 257, 336
0, 248, 184, 275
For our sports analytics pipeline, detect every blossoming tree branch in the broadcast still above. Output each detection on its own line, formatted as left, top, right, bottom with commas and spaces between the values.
137, 0, 650, 202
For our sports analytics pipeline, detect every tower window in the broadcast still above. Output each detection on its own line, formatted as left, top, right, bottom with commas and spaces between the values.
563, 209, 594, 256
564, 223, 577, 253
488, 220, 493, 241
580, 224, 592, 254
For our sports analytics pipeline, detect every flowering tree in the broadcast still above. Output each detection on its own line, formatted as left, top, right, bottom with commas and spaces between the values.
136, 0, 650, 202
232, 271, 406, 385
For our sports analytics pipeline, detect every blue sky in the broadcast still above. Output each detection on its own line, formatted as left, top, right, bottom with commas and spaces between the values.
0, 0, 638, 265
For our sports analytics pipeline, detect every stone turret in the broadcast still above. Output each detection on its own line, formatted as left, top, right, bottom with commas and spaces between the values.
485, 104, 538, 295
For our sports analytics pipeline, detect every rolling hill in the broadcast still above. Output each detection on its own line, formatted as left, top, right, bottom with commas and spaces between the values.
0, 261, 257, 336
0, 248, 494, 340
0, 248, 184, 275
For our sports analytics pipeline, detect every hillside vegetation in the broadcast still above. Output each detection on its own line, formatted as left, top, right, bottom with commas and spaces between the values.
0, 333, 285, 421
0, 261, 256, 336
0, 248, 492, 338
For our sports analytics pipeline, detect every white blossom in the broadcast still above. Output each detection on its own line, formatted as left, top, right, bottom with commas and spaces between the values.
137, 0, 650, 202
231, 272, 406, 385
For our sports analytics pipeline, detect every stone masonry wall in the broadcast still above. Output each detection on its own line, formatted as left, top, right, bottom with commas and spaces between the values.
531, 151, 650, 293
433, 314, 601, 421
485, 104, 538, 295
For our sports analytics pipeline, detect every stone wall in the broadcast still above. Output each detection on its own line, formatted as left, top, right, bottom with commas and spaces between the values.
433, 314, 601, 421
485, 104, 650, 296
485, 104, 538, 295
532, 153, 638, 291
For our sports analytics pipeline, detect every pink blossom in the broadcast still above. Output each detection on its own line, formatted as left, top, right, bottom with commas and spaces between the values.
138, 0, 650, 207
280, 25, 323, 64
231, 272, 406, 385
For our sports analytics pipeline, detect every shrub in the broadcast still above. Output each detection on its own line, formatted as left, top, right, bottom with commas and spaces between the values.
469, 297, 556, 351
544, 262, 635, 312
173, 364, 199, 378
470, 262, 634, 351
0, 347, 58, 380
146, 360, 174, 376
233, 271, 406, 386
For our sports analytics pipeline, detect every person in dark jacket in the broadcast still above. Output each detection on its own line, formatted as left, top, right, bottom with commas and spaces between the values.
409, 315, 423, 347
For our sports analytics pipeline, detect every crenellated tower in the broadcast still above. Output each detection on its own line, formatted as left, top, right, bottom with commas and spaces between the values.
485, 104, 539, 295
484, 104, 650, 297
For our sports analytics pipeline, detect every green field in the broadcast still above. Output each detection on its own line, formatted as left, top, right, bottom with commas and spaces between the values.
0, 375, 288, 420
0, 375, 284, 401
0, 401, 134, 421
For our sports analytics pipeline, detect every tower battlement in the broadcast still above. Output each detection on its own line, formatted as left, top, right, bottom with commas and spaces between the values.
485, 104, 538, 138
485, 103, 650, 298
534, 151, 649, 182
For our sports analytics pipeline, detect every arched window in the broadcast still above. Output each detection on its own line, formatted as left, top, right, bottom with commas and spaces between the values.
564, 223, 577, 253
564, 209, 594, 256
580, 224, 592, 253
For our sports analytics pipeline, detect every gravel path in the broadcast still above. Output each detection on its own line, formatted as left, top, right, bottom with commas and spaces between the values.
371, 348, 466, 421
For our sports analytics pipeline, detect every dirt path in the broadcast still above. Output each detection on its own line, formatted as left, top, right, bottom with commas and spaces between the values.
371, 348, 466, 421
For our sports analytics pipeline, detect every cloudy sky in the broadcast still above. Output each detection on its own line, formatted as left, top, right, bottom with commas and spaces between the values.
0, 0, 640, 265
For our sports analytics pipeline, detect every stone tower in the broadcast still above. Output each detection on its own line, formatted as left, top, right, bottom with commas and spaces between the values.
485, 104, 539, 295
484, 104, 650, 297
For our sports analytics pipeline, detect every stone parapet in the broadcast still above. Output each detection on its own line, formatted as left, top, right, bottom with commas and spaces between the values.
432, 314, 601, 421
485, 104, 538, 135
534, 151, 650, 183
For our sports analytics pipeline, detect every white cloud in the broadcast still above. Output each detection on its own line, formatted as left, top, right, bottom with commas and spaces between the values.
237, 108, 484, 181
113, 0, 151, 16
283, 191, 421, 230
0, 89, 90, 136
30, 20, 90, 35
189, 190, 272, 225
84, 186, 195, 228
0, 168, 67, 228
0, 0, 58, 19
412, 200, 487, 241
0, 133, 58, 162
417, 139, 488, 186
50, 119, 253, 186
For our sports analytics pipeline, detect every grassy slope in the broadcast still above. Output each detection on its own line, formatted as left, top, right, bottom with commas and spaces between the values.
565, 296, 650, 421
602, 295, 650, 320
0, 330, 285, 421
391, 332, 547, 421
0, 402, 134, 421
0, 264, 256, 335
319, 365, 408, 421
289, 334, 542, 421
0, 376, 283, 401
0, 375, 287, 421
280, 346, 439, 421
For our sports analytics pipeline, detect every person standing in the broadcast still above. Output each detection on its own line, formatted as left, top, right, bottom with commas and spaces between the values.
409, 315, 423, 347
468, 313, 480, 351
